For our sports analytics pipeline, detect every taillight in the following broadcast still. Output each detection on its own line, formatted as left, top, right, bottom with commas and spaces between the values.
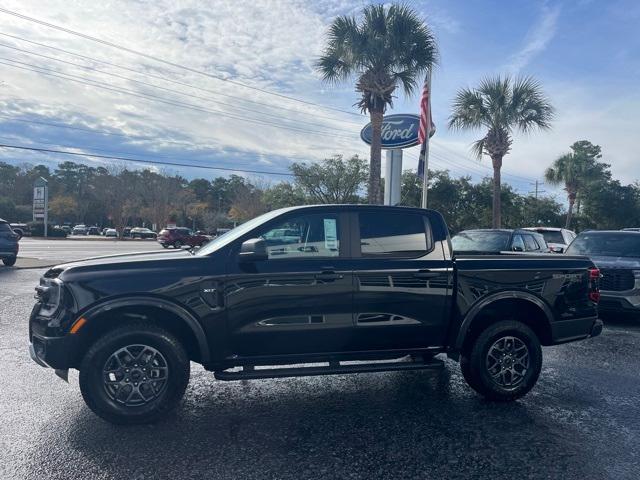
588, 267, 601, 303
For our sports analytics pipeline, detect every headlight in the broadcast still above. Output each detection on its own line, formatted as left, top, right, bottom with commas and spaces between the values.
633, 270, 640, 280
35, 278, 63, 316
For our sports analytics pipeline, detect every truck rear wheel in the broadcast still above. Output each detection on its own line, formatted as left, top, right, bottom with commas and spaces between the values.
79, 323, 190, 424
460, 320, 542, 401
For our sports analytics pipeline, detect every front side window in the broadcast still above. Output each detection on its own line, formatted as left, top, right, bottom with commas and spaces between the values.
259, 213, 340, 259
359, 212, 429, 257
524, 235, 539, 251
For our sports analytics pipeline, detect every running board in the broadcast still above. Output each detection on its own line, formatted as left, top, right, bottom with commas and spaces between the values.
214, 358, 444, 381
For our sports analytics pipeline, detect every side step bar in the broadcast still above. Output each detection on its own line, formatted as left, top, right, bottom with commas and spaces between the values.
214, 357, 444, 381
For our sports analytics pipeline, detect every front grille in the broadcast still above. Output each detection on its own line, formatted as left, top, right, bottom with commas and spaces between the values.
600, 269, 635, 291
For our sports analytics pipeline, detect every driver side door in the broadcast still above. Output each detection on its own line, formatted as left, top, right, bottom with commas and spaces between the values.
224, 209, 354, 357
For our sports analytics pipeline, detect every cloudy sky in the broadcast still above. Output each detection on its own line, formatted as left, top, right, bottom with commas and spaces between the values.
0, 0, 638, 200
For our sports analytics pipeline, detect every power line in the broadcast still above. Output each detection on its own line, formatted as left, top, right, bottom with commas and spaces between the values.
431, 140, 537, 182
0, 113, 359, 165
0, 31, 364, 126
0, 142, 296, 176
0, 57, 357, 140
0, 40, 361, 131
0, 7, 363, 118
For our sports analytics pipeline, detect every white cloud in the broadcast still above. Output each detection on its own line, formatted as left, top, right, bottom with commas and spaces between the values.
505, 4, 560, 74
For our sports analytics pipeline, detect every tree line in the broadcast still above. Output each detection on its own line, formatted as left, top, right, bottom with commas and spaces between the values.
0, 141, 636, 233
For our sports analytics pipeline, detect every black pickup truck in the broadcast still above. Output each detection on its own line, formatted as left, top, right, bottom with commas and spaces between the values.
29, 205, 603, 424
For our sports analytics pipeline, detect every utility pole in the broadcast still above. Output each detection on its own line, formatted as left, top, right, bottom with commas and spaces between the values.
528, 180, 546, 224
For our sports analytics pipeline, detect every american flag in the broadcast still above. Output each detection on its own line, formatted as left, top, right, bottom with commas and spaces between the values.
417, 73, 435, 179
418, 74, 435, 145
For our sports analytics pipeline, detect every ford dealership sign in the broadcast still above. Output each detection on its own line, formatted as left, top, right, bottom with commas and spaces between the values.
360, 113, 420, 149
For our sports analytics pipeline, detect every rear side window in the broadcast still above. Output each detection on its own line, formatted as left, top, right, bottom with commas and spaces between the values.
358, 212, 429, 257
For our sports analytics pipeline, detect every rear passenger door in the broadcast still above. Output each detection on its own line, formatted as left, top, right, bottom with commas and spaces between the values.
348, 209, 451, 351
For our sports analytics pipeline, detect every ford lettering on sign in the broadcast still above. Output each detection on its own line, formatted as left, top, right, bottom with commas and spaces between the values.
360, 114, 420, 149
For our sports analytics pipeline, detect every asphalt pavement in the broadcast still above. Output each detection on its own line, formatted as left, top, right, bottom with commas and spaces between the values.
1, 241, 640, 479
15, 237, 162, 266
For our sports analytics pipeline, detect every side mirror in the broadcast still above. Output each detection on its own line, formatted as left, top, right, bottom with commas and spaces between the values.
239, 238, 268, 262
512, 245, 524, 252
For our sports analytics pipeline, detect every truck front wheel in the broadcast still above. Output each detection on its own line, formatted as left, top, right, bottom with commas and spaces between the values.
79, 323, 190, 424
460, 320, 542, 401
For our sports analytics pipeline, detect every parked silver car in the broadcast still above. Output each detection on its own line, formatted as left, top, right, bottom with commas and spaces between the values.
524, 227, 576, 253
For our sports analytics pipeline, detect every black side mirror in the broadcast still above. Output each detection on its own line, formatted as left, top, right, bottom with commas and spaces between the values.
239, 238, 268, 262
512, 245, 524, 252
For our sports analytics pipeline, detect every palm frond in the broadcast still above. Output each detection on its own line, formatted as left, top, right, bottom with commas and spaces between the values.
448, 88, 487, 130
471, 138, 486, 160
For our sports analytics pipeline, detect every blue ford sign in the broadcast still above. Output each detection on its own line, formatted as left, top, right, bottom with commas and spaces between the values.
360, 113, 420, 149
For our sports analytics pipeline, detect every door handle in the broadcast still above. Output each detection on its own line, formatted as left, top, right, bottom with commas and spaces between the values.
315, 270, 344, 281
413, 270, 440, 279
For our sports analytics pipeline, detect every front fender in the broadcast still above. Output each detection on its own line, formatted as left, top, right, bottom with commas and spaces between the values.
76, 295, 211, 364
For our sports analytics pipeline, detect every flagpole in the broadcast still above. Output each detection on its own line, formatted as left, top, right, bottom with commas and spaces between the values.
420, 68, 432, 209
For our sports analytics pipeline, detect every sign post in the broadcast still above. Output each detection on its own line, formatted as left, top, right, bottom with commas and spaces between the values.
33, 177, 48, 237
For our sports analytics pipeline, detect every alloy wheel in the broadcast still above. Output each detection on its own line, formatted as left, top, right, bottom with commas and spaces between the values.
485, 336, 529, 389
102, 344, 169, 407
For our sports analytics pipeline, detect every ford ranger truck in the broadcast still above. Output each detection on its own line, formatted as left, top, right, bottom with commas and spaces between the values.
29, 205, 603, 424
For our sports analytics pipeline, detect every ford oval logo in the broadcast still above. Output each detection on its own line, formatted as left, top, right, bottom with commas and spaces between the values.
360, 114, 420, 149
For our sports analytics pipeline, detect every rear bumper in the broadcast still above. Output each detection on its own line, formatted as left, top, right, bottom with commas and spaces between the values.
29, 333, 82, 370
550, 316, 602, 344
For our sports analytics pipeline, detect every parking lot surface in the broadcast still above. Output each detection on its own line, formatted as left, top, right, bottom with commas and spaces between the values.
1, 248, 640, 479
17, 238, 161, 265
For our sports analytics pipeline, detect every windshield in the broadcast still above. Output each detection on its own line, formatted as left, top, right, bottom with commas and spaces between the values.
566, 233, 640, 258
451, 230, 511, 252
195, 208, 290, 256
536, 230, 564, 244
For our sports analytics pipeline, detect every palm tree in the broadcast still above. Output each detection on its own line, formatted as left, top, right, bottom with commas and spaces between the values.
545, 141, 606, 229
545, 153, 580, 228
449, 76, 553, 228
316, 4, 438, 204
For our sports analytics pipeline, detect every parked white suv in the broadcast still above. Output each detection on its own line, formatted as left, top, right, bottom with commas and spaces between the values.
523, 227, 576, 253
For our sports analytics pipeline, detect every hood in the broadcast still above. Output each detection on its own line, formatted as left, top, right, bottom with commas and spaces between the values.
44, 249, 192, 278
589, 255, 640, 270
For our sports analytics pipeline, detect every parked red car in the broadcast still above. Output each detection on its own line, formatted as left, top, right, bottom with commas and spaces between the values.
157, 227, 210, 248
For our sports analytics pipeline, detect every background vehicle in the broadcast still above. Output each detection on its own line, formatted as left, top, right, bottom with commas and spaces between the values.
0, 218, 19, 266
104, 228, 118, 238
72, 225, 87, 235
524, 227, 576, 253
157, 227, 209, 248
130, 227, 157, 239
452, 229, 549, 253
29, 205, 601, 424
9, 223, 27, 239
566, 230, 640, 313
87, 226, 101, 236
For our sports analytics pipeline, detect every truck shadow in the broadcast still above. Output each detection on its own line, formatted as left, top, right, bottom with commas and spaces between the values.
26, 360, 612, 480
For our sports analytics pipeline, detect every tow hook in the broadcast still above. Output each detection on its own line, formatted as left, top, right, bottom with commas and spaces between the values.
55, 369, 69, 382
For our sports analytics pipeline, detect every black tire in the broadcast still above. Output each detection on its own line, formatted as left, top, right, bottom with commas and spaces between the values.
460, 320, 542, 401
173, 241, 182, 249
161, 244, 169, 249
79, 322, 190, 424
2, 256, 16, 266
